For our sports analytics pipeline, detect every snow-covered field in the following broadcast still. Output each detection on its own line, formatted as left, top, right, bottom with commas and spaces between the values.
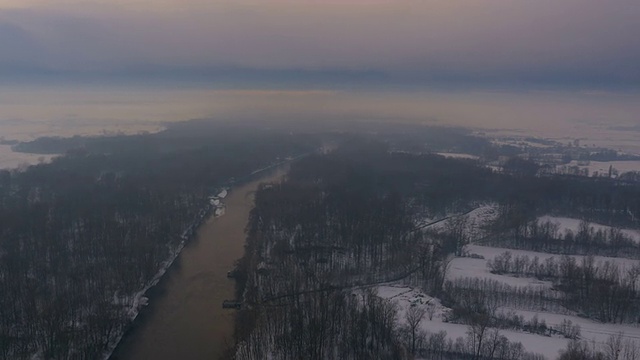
538, 215, 640, 243
378, 278, 640, 359
440, 241, 640, 359
561, 160, 640, 177
501, 308, 640, 346
467, 204, 500, 225
491, 139, 555, 149
426, 203, 499, 238
0, 145, 56, 169
464, 244, 640, 274
436, 152, 480, 160
400, 207, 640, 359
377, 284, 567, 360
447, 255, 554, 289
0, 114, 164, 169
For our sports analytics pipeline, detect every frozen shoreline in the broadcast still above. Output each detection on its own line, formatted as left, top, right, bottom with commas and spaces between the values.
101, 197, 228, 360
103, 160, 296, 360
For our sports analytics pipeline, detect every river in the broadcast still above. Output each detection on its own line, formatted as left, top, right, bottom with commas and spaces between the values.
110, 169, 285, 360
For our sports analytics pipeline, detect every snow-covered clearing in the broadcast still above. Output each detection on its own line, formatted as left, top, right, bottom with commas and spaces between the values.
447, 256, 554, 289
376, 284, 568, 359
538, 215, 640, 243
465, 244, 640, 274
561, 160, 640, 177
0, 145, 56, 169
500, 307, 640, 345
441, 241, 640, 359
467, 204, 500, 227
426, 204, 499, 240
491, 139, 554, 149
436, 152, 480, 160
466, 205, 500, 239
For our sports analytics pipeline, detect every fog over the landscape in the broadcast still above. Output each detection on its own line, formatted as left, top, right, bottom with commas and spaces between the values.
1, 0, 639, 156
0, 0, 638, 86
5, 2, 640, 360
1, 85, 639, 138
2, 85, 640, 168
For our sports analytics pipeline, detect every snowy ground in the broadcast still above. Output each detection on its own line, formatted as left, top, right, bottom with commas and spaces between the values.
464, 244, 640, 274
407, 206, 640, 359
560, 160, 640, 177
0, 115, 162, 169
538, 215, 640, 243
500, 307, 640, 345
466, 205, 500, 238
426, 204, 499, 240
376, 284, 568, 360
439, 243, 640, 359
436, 152, 480, 160
378, 282, 640, 359
0, 145, 56, 169
491, 139, 555, 149
447, 255, 554, 289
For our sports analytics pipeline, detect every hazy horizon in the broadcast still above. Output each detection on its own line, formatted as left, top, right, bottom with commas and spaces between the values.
3, 84, 640, 136
2, 84, 640, 169
1, 0, 638, 89
1, 0, 639, 164
4, 3, 640, 359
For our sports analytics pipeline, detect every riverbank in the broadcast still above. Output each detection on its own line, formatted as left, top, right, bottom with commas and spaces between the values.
101, 187, 228, 360
109, 165, 287, 360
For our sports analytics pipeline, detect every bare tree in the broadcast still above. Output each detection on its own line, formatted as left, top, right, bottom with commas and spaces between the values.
467, 317, 492, 360
605, 332, 624, 360
426, 303, 436, 321
406, 306, 427, 355
622, 338, 640, 360
445, 214, 469, 256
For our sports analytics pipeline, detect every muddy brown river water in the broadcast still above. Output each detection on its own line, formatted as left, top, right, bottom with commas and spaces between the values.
111, 170, 284, 360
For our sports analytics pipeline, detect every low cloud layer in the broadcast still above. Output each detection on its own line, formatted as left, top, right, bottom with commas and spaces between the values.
1, 0, 638, 86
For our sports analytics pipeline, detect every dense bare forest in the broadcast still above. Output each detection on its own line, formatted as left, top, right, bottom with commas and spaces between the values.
0, 121, 318, 359
232, 138, 640, 360
4, 123, 640, 359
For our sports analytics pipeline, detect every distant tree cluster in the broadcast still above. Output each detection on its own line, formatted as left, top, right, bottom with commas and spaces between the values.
487, 217, 640, 259
488, 252, 640, 323
443, 278, 564, 320
559, 334, 640, 360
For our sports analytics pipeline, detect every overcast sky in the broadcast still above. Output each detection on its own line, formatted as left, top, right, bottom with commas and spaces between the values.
1, 0, 638, 87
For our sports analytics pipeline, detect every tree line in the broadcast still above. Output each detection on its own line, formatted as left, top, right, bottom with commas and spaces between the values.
487, 251, 640, 323
486, 215, 640, 259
